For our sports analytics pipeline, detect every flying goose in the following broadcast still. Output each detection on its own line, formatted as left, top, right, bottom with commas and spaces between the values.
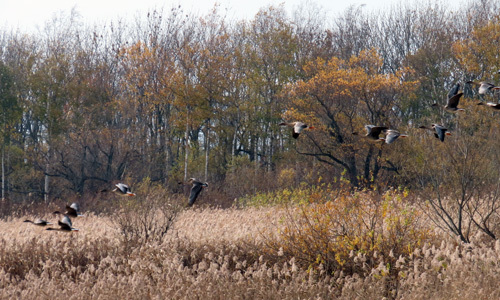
381, 129, 408, 144
112, 183, 136, 196
353, 125, 388, 142
466, 81, 500, 94
54, 202, 84, 218
419, 124, 452, 142
432, 92, 464, 112
279, 121, 315, 139
180, 178, 209, 207
477, 102, 500, 110
23, 219, 53, 226
46, 214, 78, 232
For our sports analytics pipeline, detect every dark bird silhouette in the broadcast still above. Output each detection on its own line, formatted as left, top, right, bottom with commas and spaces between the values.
180, 178, 209, 207
54, 202, 84, 218
477, 102, 500, 110
23, 219, 53, 226
46, 214, 78, 232
419, 124, 452, 142
466, 81, 500, 94
279, 121, 315, 139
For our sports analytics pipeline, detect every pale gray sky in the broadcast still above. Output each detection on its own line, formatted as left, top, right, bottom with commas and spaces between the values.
0, 0, 398, 32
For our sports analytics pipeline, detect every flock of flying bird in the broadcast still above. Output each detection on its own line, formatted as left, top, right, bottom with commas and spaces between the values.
23, 79, 500, 232
24, 179, 209, 232
280, 80, 500, 143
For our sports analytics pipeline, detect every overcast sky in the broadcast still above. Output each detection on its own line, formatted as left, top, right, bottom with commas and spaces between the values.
0, 0, 399, 32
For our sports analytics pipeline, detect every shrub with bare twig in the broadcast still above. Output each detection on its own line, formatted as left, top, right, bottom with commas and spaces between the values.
112, 179, 183, 247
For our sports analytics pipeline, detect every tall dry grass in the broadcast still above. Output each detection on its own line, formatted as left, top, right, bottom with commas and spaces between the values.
1, 190, 500, 299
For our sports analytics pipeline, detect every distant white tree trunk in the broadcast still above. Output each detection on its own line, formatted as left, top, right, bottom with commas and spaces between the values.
231, 127, 237, 164
183, 114, 189, 182
231, 109, 240, 166
164, 131, 170, 185
44, 98, 51, 203
44, 143, 50, 203
204, 125, 210, 182
268, 105, 273, 173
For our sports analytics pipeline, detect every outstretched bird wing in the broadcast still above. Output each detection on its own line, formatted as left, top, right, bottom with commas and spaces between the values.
35, 219, 51, 225
365, 125, 388, 139
446, 92, 463, 108
188, 183, 204, 206
433, 125, 447, 142
65, 204, 78, 216
447, 83, 460, 99
486, 102, 500, 109
115, 183, 129, 193
69, 202, 80, 212
292, 122, 306, 139
59, 215, 73, 230
479, 82, 498, 94
384, 130, 400, 144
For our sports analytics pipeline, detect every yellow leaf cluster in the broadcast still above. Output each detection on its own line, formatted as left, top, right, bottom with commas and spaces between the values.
282, 49, 418, 140
267, 188, 433, 275
453, 17, 500, 76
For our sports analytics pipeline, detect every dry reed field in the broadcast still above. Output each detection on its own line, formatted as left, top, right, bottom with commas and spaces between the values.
5, 1, 500, 298
1, 190, 500, 300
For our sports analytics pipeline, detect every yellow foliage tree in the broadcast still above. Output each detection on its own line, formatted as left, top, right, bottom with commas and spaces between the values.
453, 16, 500, 78
119, 40, 182, 183
282, 49, 418, 186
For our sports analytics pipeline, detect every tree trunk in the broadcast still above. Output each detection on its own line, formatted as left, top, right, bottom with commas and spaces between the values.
1, 145, 5, 201
183, 114, 189, 182
231, 126, 237, 165
164, 130, 172, 185
254, 135, 258, 192
364, 145, 374, 181
268, 135, 274, 172
231, 108, 240, 166
204, 125, 210, 182
44, 143, 50, 203
347, 153, 359, 187
44, 97, 51, 203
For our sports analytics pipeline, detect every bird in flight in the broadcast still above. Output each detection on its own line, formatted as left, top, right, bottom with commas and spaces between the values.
477, 102, 500, 110
112, 183, 136, 196
46, 214, 78, 232
180, 178, 209, 207
432, 91, 464, 112
381, 129, 408, 144
279, 121, 315, 139
466, 81, 500, 95
361, 125, 388, 141
419, 124, 452, 142
23, 219, 53, 226
54, 202, 84, 218
353, 125, 406, 144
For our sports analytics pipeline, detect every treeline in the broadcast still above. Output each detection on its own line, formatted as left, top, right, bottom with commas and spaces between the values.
1, 0, 500, 203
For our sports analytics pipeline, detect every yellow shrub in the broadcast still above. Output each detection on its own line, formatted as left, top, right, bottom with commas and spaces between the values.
264, 189, 434, 276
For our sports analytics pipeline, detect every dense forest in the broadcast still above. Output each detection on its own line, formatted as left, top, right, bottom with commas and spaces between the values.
1, 0, 500, 207
4, 1, 500, 298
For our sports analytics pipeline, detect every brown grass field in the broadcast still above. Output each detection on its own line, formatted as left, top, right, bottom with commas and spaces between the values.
1, 194, 500, 300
